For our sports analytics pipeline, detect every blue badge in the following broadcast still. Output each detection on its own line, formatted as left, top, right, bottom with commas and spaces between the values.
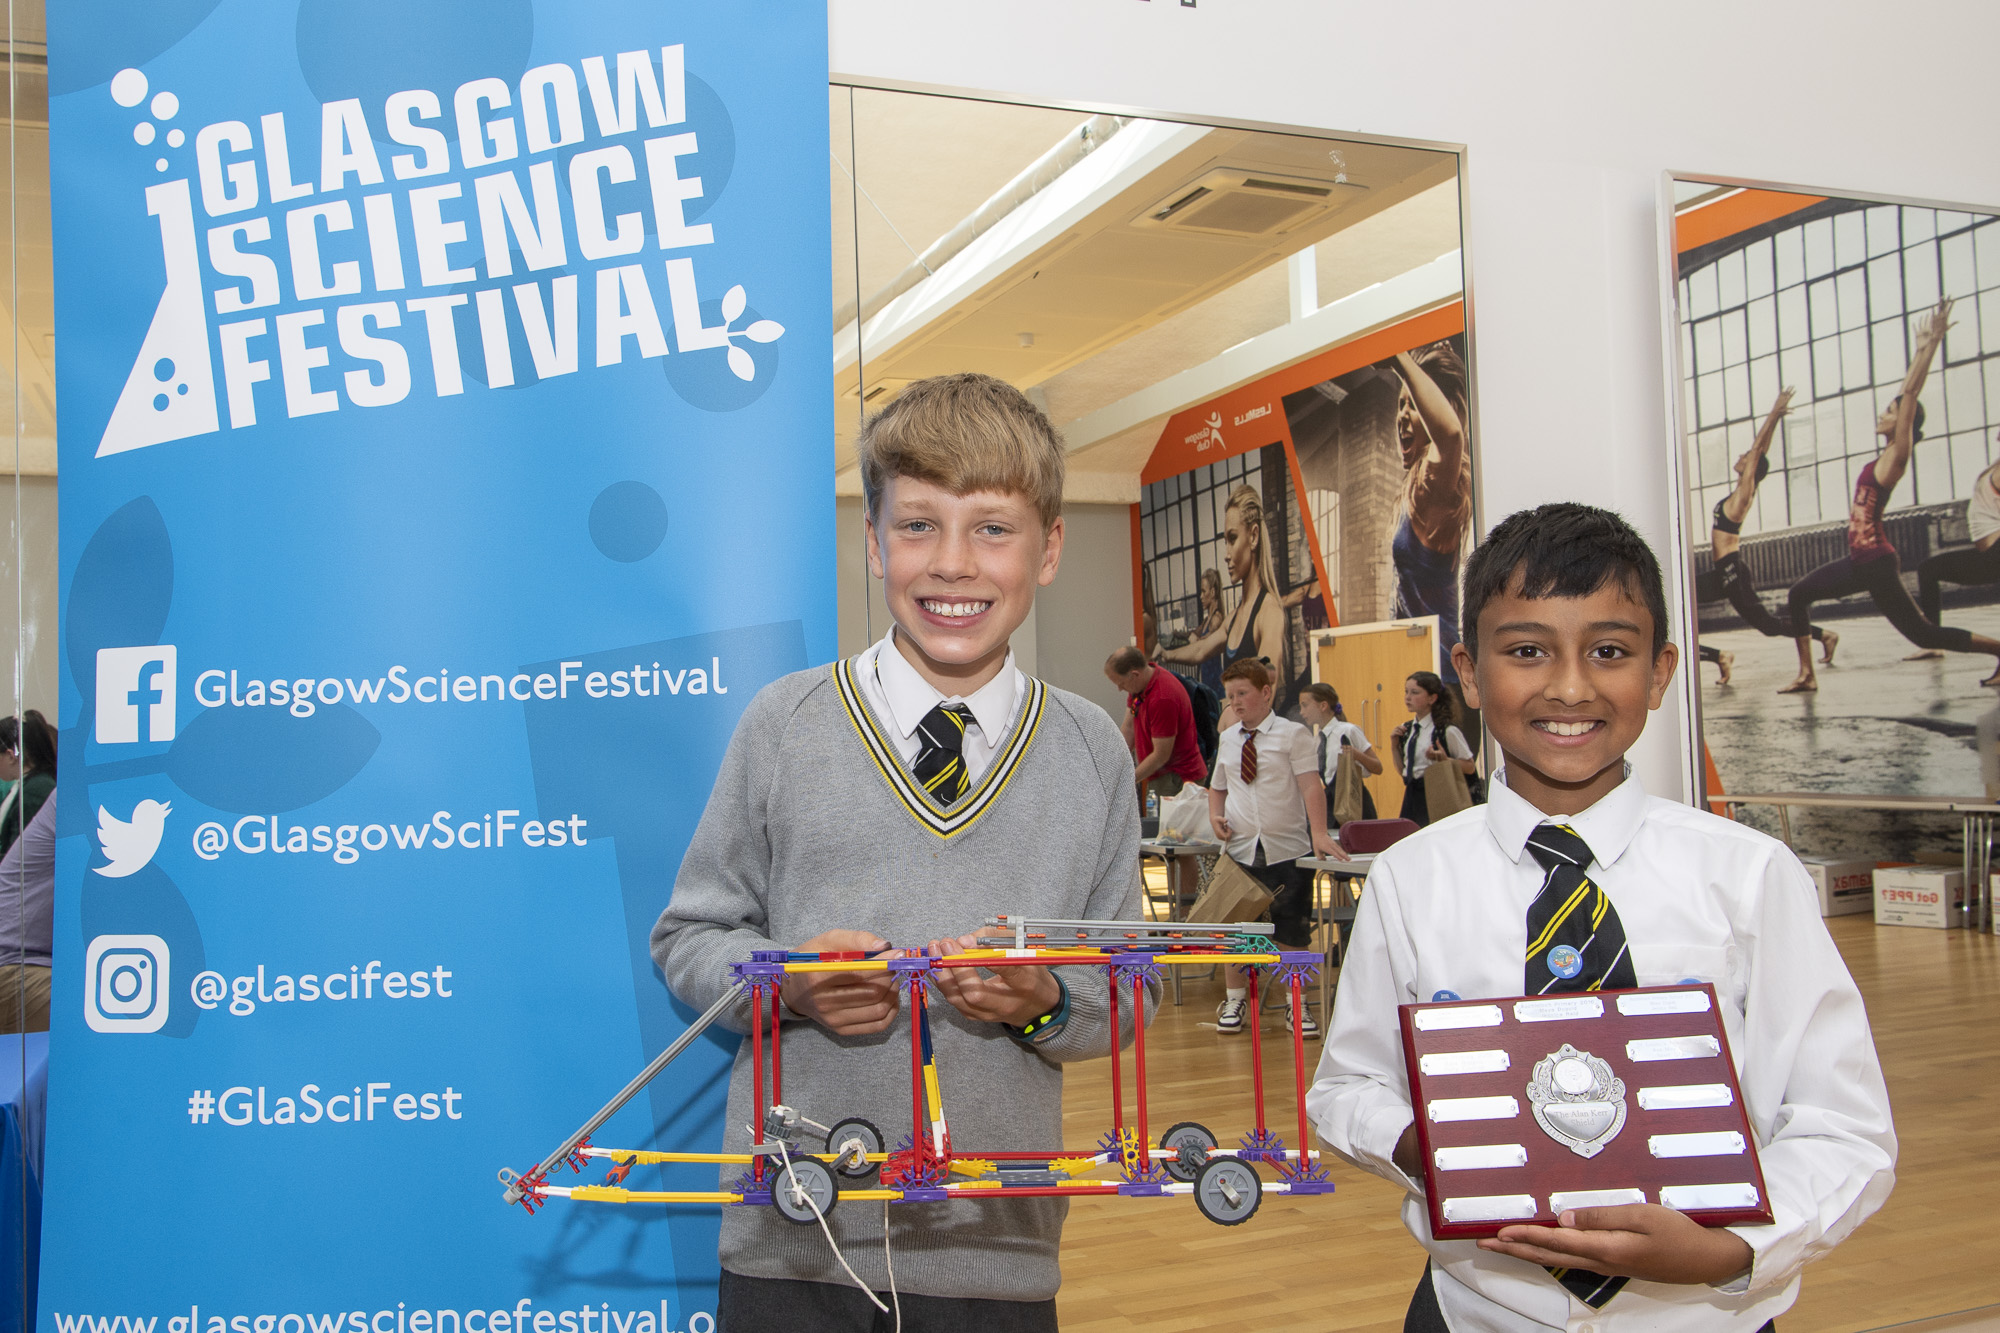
1431, 989, 1461, 1002
1679, 978, 1704, 986
1547, 945, 1584, 980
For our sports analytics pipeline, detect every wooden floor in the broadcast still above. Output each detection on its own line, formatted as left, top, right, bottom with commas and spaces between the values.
1053, 911, 2000, 1332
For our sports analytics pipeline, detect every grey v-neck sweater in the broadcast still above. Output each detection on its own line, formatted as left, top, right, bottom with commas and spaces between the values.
652, 659, 1151, 1302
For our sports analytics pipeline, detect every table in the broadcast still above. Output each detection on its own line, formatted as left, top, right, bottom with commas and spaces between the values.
0, 1032, 47, 1333
1300, 854, 1376, 1015
1723, 792, 1998, 933
1137, 839, 1222, 1003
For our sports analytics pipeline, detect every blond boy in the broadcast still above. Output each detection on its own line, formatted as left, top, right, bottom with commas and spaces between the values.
653, 373, 1151, 1332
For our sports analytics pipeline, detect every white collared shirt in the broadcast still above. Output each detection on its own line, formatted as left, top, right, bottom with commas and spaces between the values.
1316, 720, 1373, 784
853, 629, 1024, 784
1307, 768, 1895, 1333
1396, 713, 1472, 782
1209, 711, 1319, 863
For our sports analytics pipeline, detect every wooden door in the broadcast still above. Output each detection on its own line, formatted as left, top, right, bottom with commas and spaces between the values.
1316, 621, 1438, 820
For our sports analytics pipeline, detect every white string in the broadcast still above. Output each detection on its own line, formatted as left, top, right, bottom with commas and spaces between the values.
774, 1139, 888, 1313
883, 1199, 902, 1333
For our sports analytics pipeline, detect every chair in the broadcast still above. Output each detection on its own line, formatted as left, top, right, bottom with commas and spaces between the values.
1335, 818, 1419, 854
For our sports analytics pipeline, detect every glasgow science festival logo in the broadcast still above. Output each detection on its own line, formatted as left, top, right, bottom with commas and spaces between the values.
94, 43, 786, 459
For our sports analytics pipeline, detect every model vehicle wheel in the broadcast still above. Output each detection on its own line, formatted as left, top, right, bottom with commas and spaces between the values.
771, 1156, 838, 1225
1193, 1156, 1262, 1226
826, 1116, 885, 1178
1159, 1120, 1218, 1183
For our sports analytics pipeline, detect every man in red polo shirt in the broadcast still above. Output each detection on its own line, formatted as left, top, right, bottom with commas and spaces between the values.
1104, 646, 1208, 806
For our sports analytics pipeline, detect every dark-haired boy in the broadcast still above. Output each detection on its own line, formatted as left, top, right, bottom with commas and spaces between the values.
1309, 502, 1894, 1331
654, 372, 1152, 1333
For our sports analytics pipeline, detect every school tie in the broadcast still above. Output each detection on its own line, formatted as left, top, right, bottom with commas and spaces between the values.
1317, 730, 1329, 776
913, 702, 975, 806
1239, 727, 1259, 784
1523, 822, 1636, 1310
1523, 824, 1636, 996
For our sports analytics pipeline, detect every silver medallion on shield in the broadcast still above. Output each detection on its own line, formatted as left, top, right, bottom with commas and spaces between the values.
1527, 1043, 1626, 1158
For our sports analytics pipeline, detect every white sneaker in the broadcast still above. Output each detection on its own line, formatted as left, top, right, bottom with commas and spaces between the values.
1290, 1001, 1321, 1040
1216, 996, 1248, 1033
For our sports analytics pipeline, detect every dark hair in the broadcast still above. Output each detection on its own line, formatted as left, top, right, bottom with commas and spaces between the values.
1892, 394, 1926, 443
1105, 645, 1146, 675
1406, 671, 1454, 727
1300, 682, 1340, 713
1460, 503, 1669, 659
0, 710, 56, 777
1221, 657, 1273, 691
1753, 453, 1770, 483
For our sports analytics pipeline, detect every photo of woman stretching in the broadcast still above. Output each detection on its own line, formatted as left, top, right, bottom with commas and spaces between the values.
1905, 443, 2000, 661
1782, 298, 2000, 691
1157, 483, 1290, 697
1389, 344, 1472, 679
1693, 386, 1835, 686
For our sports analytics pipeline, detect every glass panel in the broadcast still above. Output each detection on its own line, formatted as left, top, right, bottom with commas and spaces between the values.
1745, 237, 1775, 299
1717, 248, 1746, 310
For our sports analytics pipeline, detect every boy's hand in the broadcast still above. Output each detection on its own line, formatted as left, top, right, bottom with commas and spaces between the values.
1311, 828, 1348, 859
1479, 1204, 1754, 1287
1212, 813, 1235, 840
927, 934, 1063, 1027
778, 930, 901, 1036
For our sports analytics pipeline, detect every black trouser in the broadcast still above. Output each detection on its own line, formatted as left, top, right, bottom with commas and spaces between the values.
1917, 541, 2000, 622
1402, 1264, 1776, 1332
1697, 552, 1824, 641
1699, 643, 1723, 664
1787, 550, 1976, 653
719, 1270, 1058, 1333
1240, 850, 1313, 949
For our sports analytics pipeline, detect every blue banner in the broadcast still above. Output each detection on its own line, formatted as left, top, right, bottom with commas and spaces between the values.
43, 3, 829, 1328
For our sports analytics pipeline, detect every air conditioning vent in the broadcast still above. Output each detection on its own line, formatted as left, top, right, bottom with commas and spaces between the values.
1134, 168, 1363, 237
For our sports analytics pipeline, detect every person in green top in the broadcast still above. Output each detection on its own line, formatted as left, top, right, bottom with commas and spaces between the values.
0, 711, 56, 860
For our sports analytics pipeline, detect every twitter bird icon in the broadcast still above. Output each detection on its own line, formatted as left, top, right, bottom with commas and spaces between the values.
96, 799, 172, 878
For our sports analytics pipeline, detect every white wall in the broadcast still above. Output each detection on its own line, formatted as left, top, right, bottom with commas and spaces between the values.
1032, 503, 1132, 720
829, 0, 2000, 801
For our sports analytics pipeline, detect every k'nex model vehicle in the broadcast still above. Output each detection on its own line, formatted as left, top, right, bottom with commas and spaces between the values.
501, 916, 1333, 1228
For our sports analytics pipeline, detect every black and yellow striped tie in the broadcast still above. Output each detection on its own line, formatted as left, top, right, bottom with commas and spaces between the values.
1522, 822, 1637, 1310
1523, 823, 1635, 995
913, 702, 975, 806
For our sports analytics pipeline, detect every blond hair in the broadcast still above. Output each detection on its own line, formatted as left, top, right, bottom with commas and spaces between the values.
1225, 484, 1281, 599
858, 373, 1066, 529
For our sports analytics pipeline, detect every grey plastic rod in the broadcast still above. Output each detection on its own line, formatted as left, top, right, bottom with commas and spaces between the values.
503, 981, 747, 1204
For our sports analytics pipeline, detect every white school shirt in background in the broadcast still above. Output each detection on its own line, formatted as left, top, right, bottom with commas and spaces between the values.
1398, 713, 1471, 781
1316, 719, 1373, 784
1306, 767, 1895, 1333
854, 629, 1023, 784
1209, 713, 1319, 863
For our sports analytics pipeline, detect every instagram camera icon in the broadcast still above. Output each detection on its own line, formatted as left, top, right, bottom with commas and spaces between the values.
84, 934, 171, 1033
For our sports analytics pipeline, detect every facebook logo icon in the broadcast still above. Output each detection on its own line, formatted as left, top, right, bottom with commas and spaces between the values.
95, 645, 177, 743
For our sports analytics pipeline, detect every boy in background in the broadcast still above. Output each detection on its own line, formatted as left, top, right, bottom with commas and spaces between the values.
1309, 503, 1894, 1331
1208, 656, 1345, 1039
654, 374, 1151, 1333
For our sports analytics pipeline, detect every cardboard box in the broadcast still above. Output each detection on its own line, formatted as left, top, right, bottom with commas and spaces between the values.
1799, 857, 1875, 917
1873, 867, 1964, 929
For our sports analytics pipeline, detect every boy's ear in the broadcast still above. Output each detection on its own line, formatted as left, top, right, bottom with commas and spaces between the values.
1647, 642, 1680, 709
1037, 515, 1065, 588
1450, 641, 1480, 708
864, 510, 885, 580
